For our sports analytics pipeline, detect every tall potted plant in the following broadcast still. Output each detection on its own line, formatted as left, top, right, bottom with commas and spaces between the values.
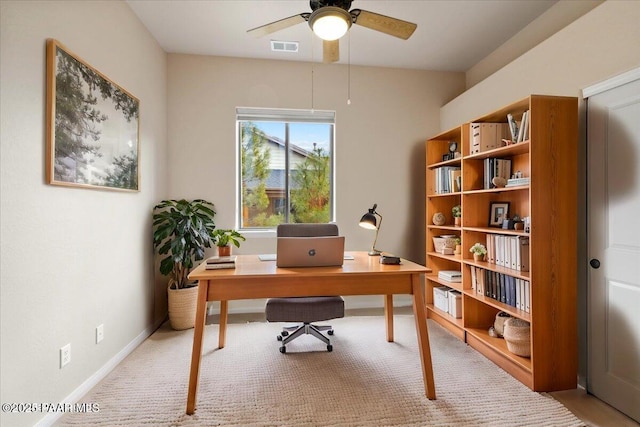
152, 199, 216, 330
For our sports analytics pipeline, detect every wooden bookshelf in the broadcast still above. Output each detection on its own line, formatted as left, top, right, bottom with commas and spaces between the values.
425, 95, 578, 391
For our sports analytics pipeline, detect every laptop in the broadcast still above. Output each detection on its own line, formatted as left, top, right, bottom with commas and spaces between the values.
276, 236, 345, 268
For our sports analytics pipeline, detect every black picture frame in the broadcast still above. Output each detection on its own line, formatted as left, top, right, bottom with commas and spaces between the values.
489, 202, 510, 227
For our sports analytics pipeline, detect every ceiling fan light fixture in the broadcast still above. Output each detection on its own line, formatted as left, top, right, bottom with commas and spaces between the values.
309, 6, 352, 41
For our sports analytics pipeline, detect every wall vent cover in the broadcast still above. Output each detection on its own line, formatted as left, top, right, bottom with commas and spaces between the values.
271, 40, 299, 53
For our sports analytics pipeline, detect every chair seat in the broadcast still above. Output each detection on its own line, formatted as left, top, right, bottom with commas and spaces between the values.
266, 296, 344, 323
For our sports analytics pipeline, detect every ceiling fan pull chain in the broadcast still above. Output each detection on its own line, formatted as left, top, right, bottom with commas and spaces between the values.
347, 31, 351, 105
310, 31, 315, 111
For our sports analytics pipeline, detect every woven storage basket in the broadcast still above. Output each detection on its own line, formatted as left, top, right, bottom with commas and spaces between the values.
503, 317, 531, 357
432, 235, 457, 252
168, 285, 199, 330
493, 311, 511, 337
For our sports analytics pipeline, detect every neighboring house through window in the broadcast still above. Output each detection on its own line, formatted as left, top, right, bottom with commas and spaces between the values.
236, 107, 335, 229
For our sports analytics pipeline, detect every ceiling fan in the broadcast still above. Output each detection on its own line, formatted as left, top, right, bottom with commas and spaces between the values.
247, 0, 417, 63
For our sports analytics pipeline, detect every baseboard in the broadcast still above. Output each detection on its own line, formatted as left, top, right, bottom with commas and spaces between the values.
36, 317, 166, 427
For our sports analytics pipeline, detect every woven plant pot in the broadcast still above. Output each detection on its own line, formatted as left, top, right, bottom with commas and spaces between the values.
168, 285, 199, 330
503, 317, 531, 357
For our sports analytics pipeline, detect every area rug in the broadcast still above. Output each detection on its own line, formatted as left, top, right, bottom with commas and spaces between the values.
57, 316, 584, 426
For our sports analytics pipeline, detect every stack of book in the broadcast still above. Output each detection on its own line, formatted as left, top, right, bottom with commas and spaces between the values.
438, 270, 462, 283
434, 166, 461, 193
506, 177, 530, 187
205, 255, 237, 270
484, 158, 511, 189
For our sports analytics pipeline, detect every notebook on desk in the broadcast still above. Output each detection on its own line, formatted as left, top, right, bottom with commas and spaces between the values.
276, 236, 345, 268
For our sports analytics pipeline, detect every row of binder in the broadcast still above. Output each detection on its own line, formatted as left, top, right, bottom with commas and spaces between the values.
470, 266, 531, 312
486, 234, 529, 272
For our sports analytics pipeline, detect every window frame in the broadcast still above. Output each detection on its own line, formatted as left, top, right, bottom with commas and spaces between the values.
236, 107, 336, 231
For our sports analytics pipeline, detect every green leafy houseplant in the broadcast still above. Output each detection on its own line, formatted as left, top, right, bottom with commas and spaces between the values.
212, 229, 246, 249
152, 199, 216, 289
452, 204, 462, 226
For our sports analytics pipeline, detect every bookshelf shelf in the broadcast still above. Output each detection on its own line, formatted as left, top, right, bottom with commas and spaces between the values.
426, 273, 464, 291
465, 140, 530, 160
465, 327, 533, 371
427, 158, 462, 169
463, 186, 529, 195
425, 95, 578, 392
427, 192, 461, 198
462, 226, 528, 236
461, 289, 532, 321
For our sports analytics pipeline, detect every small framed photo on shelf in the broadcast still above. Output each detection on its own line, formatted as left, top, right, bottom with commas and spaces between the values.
489, 202, 510, 227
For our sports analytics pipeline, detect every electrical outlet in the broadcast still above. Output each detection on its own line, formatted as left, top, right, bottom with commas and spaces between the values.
60, 343, 71, 368
96, 324, 104, 344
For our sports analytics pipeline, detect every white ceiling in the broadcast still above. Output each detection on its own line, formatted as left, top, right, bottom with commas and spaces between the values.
126, 0, 557, 72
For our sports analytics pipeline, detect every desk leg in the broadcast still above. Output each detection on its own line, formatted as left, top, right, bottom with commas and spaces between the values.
384, 294, 394, 342
218, 300, 228, 349
411, 273, 436, 400
186, 279, 209, 415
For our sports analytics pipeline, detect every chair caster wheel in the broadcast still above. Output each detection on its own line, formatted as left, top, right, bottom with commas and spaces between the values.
279, 346, 286, 354
281, 331, 289, 337
327, 345, 333, 352
328, 330, 334, 336
276, 335, 283, 341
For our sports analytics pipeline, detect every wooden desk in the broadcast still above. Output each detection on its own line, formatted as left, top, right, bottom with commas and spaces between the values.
186, 251, 435, 414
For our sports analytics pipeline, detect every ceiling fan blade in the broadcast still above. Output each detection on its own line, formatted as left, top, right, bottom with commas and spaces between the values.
323, 40, 339, 63
351, 9, 417, 40
247, 14, 307, 38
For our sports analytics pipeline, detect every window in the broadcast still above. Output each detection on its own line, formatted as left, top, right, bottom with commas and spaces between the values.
237, 108, 335, 229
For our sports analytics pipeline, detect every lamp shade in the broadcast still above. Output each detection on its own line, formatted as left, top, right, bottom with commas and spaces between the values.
359, 212, 377, 230
308, 6, 351, 41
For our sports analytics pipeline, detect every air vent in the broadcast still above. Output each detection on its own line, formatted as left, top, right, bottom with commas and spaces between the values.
271, 40, 299, 53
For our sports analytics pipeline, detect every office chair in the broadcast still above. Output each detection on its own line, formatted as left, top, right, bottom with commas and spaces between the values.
265, 223, 345, 353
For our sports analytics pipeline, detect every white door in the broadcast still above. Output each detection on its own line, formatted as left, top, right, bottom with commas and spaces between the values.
587, 73, 640, 423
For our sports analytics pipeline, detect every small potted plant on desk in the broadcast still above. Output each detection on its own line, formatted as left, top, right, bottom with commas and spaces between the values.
212, 229, 246, 257
452, 205, 461, 226
152, 199, 217, 330
470, 242, 487, 262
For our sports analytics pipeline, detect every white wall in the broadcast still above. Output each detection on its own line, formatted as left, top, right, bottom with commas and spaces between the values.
0, 1, 167, 426
465, 0, 601, 88
437, 0, 640, 388
167, 54, 465, 313
442, 0, 640, 128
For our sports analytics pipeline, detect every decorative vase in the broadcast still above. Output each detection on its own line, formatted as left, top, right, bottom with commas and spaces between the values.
167, 285, 199, 330
432, 212, 446, 226
218, 245, 231, 257
473, 253, 484, 262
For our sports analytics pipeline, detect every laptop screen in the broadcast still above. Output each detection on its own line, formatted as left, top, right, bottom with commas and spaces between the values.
276, 236, 345, 268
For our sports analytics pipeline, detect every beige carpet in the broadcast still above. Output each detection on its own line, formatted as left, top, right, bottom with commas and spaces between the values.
57, 316, 584, 426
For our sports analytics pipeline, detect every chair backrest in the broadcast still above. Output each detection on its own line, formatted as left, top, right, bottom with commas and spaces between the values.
277, 223, 339, 238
